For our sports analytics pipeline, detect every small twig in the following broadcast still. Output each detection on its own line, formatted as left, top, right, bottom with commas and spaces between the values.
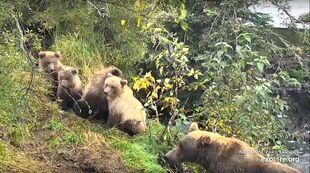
206, 9, 221, 36
152, 101, 160, 122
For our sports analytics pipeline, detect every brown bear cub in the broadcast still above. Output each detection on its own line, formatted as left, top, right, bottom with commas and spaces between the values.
57, 66, 83, 110
38, 51, 64, 100
165, 122, 301, 173
103, 74, 146, 136
73, 66, 123, 122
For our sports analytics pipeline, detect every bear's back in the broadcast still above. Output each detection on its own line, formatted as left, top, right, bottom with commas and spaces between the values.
108, 86, 145, 122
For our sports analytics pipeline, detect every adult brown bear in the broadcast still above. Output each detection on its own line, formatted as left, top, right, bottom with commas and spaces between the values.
103, 74, 146, 136
38, 51, 64, 100
72, 66, 123, 123
165, 122, 301, 173
57, 66, 83, 110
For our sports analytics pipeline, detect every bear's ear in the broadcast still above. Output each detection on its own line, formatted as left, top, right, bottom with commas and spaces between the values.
107, 73, 113, 77
197, 136, 211, 148
120, 79, 127, 86
71, 69, 78, 75
111, 68, 123, 77
38, 52, 46, 59
188, 122, 199, 132
54, 52, 61, 58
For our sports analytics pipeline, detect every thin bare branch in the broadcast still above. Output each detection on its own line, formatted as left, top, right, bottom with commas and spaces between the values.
11, 13, 36, 99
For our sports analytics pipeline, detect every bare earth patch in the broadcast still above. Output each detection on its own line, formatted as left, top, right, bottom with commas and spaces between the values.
22, 110, 135, 173
50, 148, 133, 173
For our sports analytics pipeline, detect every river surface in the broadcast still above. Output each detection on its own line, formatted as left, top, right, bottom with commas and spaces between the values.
286, 141, 310, 173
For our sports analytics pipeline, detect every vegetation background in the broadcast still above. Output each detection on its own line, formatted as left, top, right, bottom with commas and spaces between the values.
0, 0, 309, 172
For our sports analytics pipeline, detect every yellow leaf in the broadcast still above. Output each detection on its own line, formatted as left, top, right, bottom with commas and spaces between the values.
121, 20, 126, 26
164, 78, 170, 84
137, 16, 142, 27
194, 74, 198, 79
151, 91, 158, 99
154, 28, 163, 32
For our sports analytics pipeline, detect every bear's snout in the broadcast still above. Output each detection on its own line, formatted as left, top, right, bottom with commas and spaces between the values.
164, 149, 177, 162
45, 68, 57, 74
164, 153, 170, 160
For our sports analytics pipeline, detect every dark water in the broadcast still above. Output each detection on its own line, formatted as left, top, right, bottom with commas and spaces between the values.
286, 140, 310, 173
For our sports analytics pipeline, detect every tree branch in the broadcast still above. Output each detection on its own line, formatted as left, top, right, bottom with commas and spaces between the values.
11, 13, 36, 99
270, 1, 306, 28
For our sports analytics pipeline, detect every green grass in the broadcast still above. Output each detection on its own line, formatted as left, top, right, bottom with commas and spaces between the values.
110, 123, 169, 173
45, 117, 65, 131
63, 132, 84, 144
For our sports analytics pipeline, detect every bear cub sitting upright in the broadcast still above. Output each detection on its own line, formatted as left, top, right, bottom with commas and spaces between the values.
73, 66, 123, 122
38, 51, 64, 99
165, 122, 301, 173
103, 74, 146, 136
57, 66, 83, 110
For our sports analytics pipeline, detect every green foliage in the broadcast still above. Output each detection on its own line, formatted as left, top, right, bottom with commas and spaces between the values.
50, 137, 62, 148
63, 132, 84, 145
0, 0, 308, 172
45, 118, 64, 131
110, 123, 169, 173
132, 0, 308, 150
0, 33, 34, 147
133, 15, 203, 122
34, 0, 147, 77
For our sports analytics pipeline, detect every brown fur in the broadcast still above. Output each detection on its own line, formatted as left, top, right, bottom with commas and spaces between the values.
165, 123, 301, 173
57, 66, 83, 110
72, 66, 123, 122
103, 75, 146, 136
38, 51, 64, 99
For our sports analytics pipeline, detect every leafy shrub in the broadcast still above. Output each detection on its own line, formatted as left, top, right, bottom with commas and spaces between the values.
132, 0, 307, 150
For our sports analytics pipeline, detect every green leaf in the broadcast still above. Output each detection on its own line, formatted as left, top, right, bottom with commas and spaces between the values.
181, 22, 189, 31
154, 28, 163, 32
257, 62, 264, 72
232, 63, 239, 69
244, 34, 252, 43
187, 68, 194, 76
236, 45, 242, 54
216, 50, 224, 58
179, 8, 187, 20
225, 54, 232, 60
214, 91, 220, 96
